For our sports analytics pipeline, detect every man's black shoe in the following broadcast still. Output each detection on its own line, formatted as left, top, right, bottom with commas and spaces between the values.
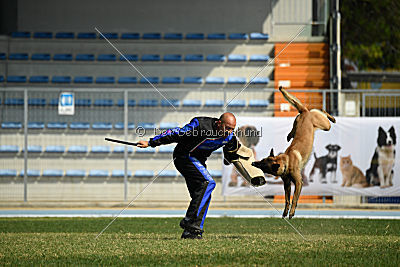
181, 230, 203, 239
179, 218, 203, 234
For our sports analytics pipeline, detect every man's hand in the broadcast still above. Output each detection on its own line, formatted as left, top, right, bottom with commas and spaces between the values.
137, 140, 149, 148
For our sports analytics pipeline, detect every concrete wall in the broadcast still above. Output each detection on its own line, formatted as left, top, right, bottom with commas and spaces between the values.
17, 0, 274, 33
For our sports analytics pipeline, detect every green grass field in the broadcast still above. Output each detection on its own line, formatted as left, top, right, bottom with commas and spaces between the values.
0, 217, 399, 266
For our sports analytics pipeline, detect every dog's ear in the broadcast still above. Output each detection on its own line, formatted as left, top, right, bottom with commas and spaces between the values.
269, 148, 274, 157
389, 126, 396, 139
336, 145, 341, 150
272, 163, 280, 173
325, 144, 331, 150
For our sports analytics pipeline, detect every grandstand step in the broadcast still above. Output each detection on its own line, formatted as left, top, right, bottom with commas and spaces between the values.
275, 72, 329, 81
273, 195, 333, 204
275, 58, 329, 66
275, 80, 330, 89
275, 65, 329, 73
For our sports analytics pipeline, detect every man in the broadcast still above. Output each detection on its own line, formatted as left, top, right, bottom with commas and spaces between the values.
137, 112, 238, 239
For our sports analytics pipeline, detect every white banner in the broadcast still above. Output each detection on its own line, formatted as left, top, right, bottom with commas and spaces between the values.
58, 92, 74, 115
222, 117, 400, 197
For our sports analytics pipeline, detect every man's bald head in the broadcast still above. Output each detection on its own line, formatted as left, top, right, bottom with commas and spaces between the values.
217, 112, 236, 137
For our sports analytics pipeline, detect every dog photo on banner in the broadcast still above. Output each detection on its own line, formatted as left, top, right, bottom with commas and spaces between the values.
222, 117, 400, 197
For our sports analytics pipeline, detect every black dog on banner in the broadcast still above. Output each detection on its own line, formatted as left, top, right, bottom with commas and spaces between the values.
366, 126, 396, 188
308, 144, 341, 184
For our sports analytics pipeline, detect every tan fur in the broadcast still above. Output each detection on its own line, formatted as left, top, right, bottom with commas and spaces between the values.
340, 155, 369, 188
252, 86, 336, 219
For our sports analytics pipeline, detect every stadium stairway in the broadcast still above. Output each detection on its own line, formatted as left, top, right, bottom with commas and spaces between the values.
274, 42, 329, 117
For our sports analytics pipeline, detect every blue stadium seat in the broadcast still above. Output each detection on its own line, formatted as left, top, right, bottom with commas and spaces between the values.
142, 33, 161, 39
186, 33, 204, 40
227, 77, 246, 84
249, 33, 269, 40
141, 54, 160, 61
113, 146, 134, 153
74, 76, 93, 84
118, 77, 137, 84
138, 99, 158, 107
162, 77, 181, 84
49, 99, 59, 106
23, 145, 42, 153
209, 170, 222, 178
0, 53, 5, 60
97, 54, 116, 61
42, 169, 63, 177
7, 76, 27, 83
117, 99, 136, 106
28, 98, 46, 106
11, 31, 30, 38
77, 32, 96, 39
204, 99, 224, 107
120, 33, 140, 39
227, 99, 246, 108
228, 54, 247, 62
68, 145, 88, 153
249, 99, 270, 107
69, 122, 90, 130
91, 146, 111, 153
0, 145, 19, 153
250, 77, 269, 84
53, 54, 73, 61
159, 122, 179, 129
0, 76, 3, 82
0, 169, 17, 176
94, 99, 113, 106
159, 170, 177, 177
88, 170, 109, 177
228, 33, 248, 40
31, 53, 51, 61
182, 99, 201, 107
76, 54, 95, 61
120, 54, 138, 61
183, 77, 203, 84
184, 54, 203, 61
137, 122, 156, 130
47, 122, 67, 129
135, 147, 156, 153
55, 32, 75, 39
45, 145, 65, 153
111, 170, 132, 178
75, 99, 91, 106
134, 170, 154, 177
51, 76, 71, 83
206, 54, 226, 62
205, 77, 224, 84
139, 77, 159, 84
4, 98, 23, 105
158, 146, 175, 153
1, 122, 22, 129
207, 33, 226, 40
114, 122, 135, 130
163, 54, 182, 61
33, 32, 53, 38
28, 122, 45, 129
9, 53, 28, 60
161, 99, 180, 107
65, 170, 86, 177
95, 77, 115, 84
164, 33, 183, 40
20, 169, 40, 177
100, 32, 118, 39
92, 122, 112, 130
249, 54, 270, 62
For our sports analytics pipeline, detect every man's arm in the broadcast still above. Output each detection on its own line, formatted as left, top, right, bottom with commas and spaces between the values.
139, 118, 200, 148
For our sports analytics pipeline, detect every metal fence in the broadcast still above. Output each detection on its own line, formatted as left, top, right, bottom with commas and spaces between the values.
1, 87, 399, 202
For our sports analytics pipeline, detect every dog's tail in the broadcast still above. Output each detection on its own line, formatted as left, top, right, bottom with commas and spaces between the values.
321, 109, 336, 123
279, 86, 307, 113
314, 152, 317, 159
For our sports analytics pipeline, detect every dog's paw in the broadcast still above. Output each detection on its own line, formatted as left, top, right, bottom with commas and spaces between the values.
289, 213, 294, 219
